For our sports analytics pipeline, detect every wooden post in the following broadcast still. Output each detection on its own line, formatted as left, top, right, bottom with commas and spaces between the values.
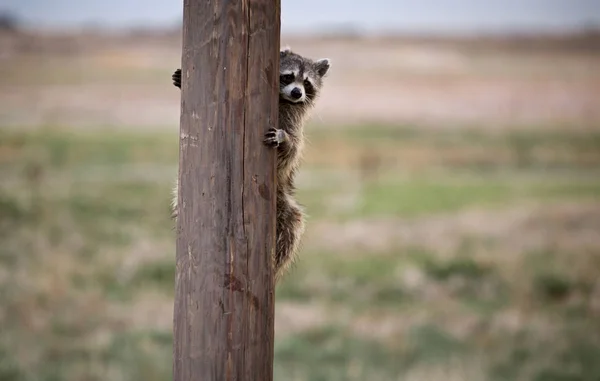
173, 0, 280, 380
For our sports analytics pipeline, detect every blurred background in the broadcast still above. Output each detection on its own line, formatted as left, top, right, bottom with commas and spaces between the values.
1, 1, 600, 380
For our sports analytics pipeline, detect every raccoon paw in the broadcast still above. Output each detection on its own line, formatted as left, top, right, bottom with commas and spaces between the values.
263, 128, 286, 147
172, 69, 181, 88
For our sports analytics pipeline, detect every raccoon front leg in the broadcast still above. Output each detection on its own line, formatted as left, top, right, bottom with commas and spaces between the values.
172, 69, 181, 89
263, 127, 288, 147
274, 190, 306, 283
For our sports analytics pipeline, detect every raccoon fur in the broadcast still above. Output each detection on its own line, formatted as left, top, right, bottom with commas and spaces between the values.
171, 47, 330, 283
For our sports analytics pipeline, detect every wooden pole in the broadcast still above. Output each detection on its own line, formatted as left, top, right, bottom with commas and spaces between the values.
173, 0, 280, 380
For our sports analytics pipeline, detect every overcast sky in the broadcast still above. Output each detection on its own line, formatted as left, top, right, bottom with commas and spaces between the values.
2, 0, 599, 34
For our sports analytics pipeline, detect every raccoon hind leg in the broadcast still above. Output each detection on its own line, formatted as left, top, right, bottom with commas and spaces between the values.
274, 190, 306, 283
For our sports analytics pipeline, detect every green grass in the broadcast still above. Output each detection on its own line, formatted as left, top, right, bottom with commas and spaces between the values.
312, 124, 600, 151
274, 324, 473, 381
298, 174, 600, 220
274, 326, 395, 381
276, 249, 419, 306
1, 126, 599, 381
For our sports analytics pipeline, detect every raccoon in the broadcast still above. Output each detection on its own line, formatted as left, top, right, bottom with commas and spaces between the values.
171, 47, 330, 283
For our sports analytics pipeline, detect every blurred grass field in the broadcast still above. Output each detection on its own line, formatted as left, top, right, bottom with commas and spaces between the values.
2, 124, 600, 381
1, 28, 600, 381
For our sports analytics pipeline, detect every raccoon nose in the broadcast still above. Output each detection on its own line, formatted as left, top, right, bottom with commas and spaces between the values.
290, 87, 302, 99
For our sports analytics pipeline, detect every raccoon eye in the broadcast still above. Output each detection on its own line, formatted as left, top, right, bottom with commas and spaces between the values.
303, 79, 313, 90
281, 74, 294, 83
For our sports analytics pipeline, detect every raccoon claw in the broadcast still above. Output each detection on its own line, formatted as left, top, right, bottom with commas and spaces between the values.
172, 69, 181, 88
263, 128, 286, 147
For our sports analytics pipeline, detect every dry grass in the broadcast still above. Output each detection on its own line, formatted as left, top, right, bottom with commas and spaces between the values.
1, 29, 599, 129
1, 28, 600, 381
2, 127, 599, 381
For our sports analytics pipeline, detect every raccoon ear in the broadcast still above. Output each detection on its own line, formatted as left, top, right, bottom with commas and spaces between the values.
315, 58, 330, 77
280, 46, 292, 55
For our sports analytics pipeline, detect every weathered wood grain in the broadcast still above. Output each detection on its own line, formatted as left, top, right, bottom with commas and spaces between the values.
173, 0, 280, 380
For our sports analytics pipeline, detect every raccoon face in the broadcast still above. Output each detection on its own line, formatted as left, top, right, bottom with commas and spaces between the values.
279, 47, 330, 104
